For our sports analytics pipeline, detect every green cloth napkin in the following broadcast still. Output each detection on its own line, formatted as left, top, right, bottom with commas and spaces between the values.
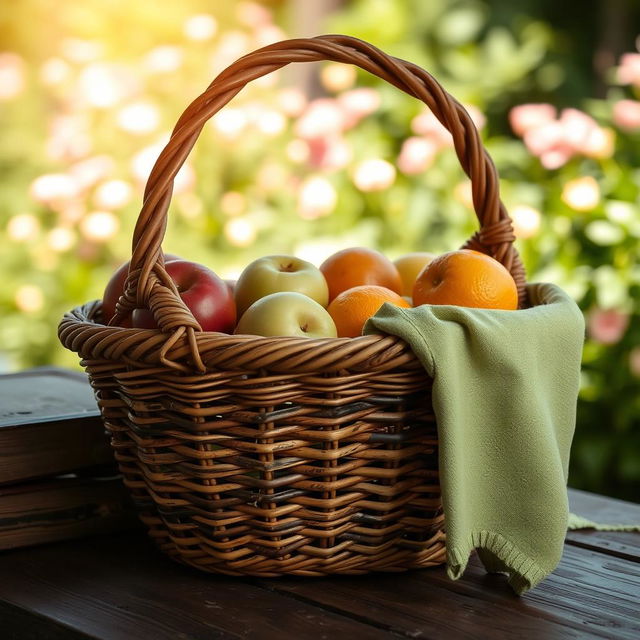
364, 282, 585, 595
567, 513, 640, 531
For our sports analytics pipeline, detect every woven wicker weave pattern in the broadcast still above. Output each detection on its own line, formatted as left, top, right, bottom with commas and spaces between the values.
61, 302, 446, 574
59, 35, 527, 575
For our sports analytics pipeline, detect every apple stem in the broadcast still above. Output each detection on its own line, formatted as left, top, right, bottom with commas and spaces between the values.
300, 323, 309, 333
280, 262, 295, 272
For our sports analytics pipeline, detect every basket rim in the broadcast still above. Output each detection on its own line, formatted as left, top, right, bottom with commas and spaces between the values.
59, 299, 422, 375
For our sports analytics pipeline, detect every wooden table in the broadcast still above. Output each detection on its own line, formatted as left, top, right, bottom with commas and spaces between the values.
0, 488, 637, 639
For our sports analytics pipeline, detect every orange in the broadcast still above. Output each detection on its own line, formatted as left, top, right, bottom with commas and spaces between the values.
393, 252, 437, 297
412, 249, 518, 310
320, 247, 403, 302
328, 285, 411, 338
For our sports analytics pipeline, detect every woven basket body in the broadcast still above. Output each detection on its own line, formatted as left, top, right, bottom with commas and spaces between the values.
59, 35, 525, 576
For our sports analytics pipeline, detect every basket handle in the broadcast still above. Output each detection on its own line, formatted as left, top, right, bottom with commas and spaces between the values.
114, 34, 527, 343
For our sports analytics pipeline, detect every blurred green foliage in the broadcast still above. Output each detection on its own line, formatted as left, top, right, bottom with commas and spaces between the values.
0, 0, 638, 500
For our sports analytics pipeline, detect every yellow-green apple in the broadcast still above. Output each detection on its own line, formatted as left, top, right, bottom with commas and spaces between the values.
393, 252, 437, 297
130, 260, 236, 332
234, 292, 337, 338
234, 255, 329, 316
102, 253, 181, 326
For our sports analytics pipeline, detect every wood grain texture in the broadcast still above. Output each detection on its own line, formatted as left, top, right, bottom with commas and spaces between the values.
567, 488, 640, 562
0, 489, 637, 639
255, 544, 640, 640
0, 368, 114, 484
0, 601, 92, 640
0, 533, 393, 640
0, 476, 137, 550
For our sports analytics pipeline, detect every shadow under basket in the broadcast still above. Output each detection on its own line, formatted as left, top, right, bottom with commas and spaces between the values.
59, 34, 529, 576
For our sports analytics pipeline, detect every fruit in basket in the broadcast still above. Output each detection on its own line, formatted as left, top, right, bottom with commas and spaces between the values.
101, 253, 181, 326
130, 260, 236, 332
393, 252, 437, 297
412, 249, 518, 310
234, 255, 329, 316
327, 285, 411, 338
320, 247, 403, 302
224, 279, 236, 295
234, 292, 337, 338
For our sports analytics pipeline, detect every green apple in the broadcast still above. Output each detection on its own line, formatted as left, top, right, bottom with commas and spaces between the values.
234, 292, 337, 338
234, 255, 329, 316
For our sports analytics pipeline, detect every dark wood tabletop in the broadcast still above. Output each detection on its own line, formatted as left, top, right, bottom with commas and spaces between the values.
0, 488, 637, 640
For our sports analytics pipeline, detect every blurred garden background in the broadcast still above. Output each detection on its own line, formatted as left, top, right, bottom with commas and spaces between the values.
1, 0, 638, 501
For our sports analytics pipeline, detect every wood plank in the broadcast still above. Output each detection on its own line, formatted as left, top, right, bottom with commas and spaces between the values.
0, 533, 394, 640
256, 545, 640, 640
0, 601, 91, 640
0, 476, 138, 550
0, 368, 114, 485
0, 489, 636, 640
567, 488, 640, 562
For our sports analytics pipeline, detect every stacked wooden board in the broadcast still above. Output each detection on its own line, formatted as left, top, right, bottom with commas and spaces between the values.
0, 368, 138, 549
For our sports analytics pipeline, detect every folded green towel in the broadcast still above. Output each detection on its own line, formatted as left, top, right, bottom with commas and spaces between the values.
364, 282, 585, 595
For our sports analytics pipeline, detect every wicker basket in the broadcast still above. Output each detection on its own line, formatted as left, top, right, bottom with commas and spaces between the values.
59, 35, 526, 577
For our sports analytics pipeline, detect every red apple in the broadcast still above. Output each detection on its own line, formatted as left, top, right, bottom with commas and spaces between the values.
102, 253, 181, 326
130, 260, 236, 333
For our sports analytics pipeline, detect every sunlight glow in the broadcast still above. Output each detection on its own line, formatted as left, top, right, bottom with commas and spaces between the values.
562, 177, 601, 211
184, 14, 218, 41
511, 205, 542, 239
7, 214, 40, 242
353, 159, 396, 192
80, 211, 120, 242
117, 101, 161, 134
298, 176, 337, 219
15, 285, 44, 313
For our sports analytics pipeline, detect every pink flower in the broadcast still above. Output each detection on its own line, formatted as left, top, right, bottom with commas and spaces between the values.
559, 108, 599, 150
465, 104, 486, 131
515, 105, 611, 168
539, 148, 574, 170
397, 137, 438, 175
612, 99, 640, 130
509, 104, 556, 137
587, 309, 630, 345
523, 120, 565, 155
295, 99, 345, 139
306, 136, 351, 171
337, 88, 381, 128
411, 110, 453, 147
618, 53, 640, 87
